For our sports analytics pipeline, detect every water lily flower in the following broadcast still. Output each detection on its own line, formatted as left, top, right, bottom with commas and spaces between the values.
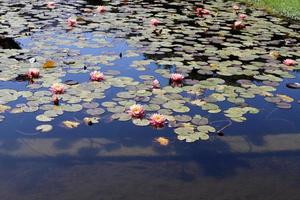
53, 95, 59, 105
150, 18, 160, 26
239, 14, 247, 20
67, 17, 77, 27
90, 71, 104, 81
50, 83, 65, 94
152, 79, 160, 89
233, 20, 245, 30
202, 9, 210, 15
97, 5, 106, 13
128, 104, 144, 118
233, 5, 240, 11
196, 8, 210, 16
283, 59, 297, 66
170, 73, 184, 83
27, 68, 40, 79
47, 2, 55, 9
150, 113, 166, 128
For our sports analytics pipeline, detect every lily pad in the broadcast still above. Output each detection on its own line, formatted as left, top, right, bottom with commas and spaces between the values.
36, 124, 53, 133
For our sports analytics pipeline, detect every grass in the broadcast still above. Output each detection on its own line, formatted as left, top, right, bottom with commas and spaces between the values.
236, 0, 300, 20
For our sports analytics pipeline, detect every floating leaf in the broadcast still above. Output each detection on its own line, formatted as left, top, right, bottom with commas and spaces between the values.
36, 114, 53, 122
43, 60, 56, 68
83, 117, 100, 125
62, 120, 80, 128
132, 118, 150, 126
155, 137, 169, 146
36, 124, 53, 133
0, 105, 11, 113
86, 108, 105, 115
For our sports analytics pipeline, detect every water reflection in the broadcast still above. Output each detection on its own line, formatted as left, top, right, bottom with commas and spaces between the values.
0, 151, 300, 199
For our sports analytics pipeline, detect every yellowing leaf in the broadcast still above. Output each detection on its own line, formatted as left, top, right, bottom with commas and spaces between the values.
261, 91, 273, 97
182, 123, 194, 128
155, 137, 169, 146
62, 120, 80, 128
191, 99, 206, 106
43, 60, 56, 68
277, 94, 294, 103
210, 63, 218, 70
83, 117, 100, 125
269, 51, 280, 59
0, 105, 11, 113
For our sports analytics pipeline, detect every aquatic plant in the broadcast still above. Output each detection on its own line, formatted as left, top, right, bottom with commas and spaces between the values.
128, 104, 145, 118
155, 137, 169, 146
239, 14, 247, 20
52, 95, 59, 105
0, 0, 300, 142
170, 73, 184, 83
233, 20, 245, 30
67, 17, 77, 27
47, 2, 55, 9
27, 68, 40, 79
233, 5, 240, 11
50, 83, 65, 94
283, 59, 297, 66
152, 79, 160, 89
90, 71, 104, 81
96, 6, 106, 13
196, 8, 210, 16
150, 113, 166, 128
150, 18, 160, 26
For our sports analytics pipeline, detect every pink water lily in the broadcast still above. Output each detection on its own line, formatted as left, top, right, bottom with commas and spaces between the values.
96, 6, 106, 13
196, 8, 210, 16
53, 95, 59, 105
233, 20, 245, 30
170, 73, 184, 83
90, 71, 104, 81
152, 79, 160, 89
67, 17, 77, 27
239, 14, 247, 20
50, 83, 65, 94
150, 113, 166, 128
128, 104, 145, 118
233, 5, 240, 10
202, 9, 210, 15
283, 59, 297, 66
47, 2, 55, 9
27, 68, 40, 79
150, 18, 160, 26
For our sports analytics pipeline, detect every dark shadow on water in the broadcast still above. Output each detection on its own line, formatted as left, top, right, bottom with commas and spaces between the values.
178, 165, 196, 182
85, 0, 104, 5
0, 36, 21, 49
2, 149, 300, 179
78, 147, 100, 158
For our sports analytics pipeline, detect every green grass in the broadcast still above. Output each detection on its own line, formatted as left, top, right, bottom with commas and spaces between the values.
237, 0, 300, 20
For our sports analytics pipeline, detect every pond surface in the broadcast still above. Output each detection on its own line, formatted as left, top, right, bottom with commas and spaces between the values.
0, 0, 300, 199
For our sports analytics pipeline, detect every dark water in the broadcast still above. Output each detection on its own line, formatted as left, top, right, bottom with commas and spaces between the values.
1, 0, 300, 199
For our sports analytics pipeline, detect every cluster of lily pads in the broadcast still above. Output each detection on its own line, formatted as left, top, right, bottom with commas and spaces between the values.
0, 0, 300, 142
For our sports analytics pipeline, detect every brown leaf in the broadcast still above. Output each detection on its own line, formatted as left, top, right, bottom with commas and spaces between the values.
155, 137, 169, 146
43, 60, 56, 68
62, 120, 80, 128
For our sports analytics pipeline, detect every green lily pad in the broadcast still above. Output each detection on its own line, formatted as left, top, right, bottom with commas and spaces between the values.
36, 124, 53, 133
132, 119, 150, 126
